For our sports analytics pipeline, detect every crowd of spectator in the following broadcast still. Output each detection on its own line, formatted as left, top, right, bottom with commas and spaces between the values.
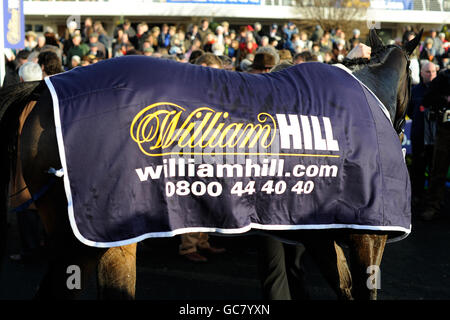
2, 17, 449, 87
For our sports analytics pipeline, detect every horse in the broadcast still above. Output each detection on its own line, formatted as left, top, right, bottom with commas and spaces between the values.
0, 29, 420, 300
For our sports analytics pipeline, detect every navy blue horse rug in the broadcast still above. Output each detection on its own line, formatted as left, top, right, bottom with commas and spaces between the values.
45, 56, 411, 248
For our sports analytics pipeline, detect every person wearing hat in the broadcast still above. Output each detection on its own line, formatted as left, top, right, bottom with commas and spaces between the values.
88, 32, 107, 58
143, 46, 154, 57
249, 52, 276, 74
88, 41, 105, 59
25, 31, 37, 51
268, 23, 282, 44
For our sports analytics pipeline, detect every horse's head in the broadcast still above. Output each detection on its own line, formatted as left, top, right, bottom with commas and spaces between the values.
355, 29, 422, 134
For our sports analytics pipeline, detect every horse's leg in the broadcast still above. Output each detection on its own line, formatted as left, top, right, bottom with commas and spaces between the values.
347, 234, 387, 300
97, 243, 137, 300
334, 242, 353, 299
31, 182, 106, 299
301, 233, 353, 300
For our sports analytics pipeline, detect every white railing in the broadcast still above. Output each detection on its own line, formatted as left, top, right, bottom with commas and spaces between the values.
22, 0, 450, 11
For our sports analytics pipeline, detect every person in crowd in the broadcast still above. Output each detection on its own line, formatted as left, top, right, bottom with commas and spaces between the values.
332, 39, 348, 63
198, 18, 212, 45
158, 24, 171, 49
310, 25, 323, 43
297, 31, 312, 52
81, 17, 93, 41
43, 28, 60, 48
143, 47, 154, 57
16, 50, 30, 67
349, 28, 361, 49
34, 34, 47, 53
420, 69, 450, 221
252, 22, 264, 45
268, 24, 282, 46
24, 31, 38, 52
332, 28, 348, 51
130, 22, 149, 51
406, 61, 438, 211
282, 22, 299, 43
87, 42, 105, 60
223, 35, 234, 58
188, 49, 204, 64
88, 32, 106, 59
113, 32, 133, 57
2, 50, 30, 87
66, 33, 89, 68
293, 51, 314, 64
70, 55, 81, 69
215, 25, 225, 46
122, 19, 136, 39
62, 20, 78, 58
38, 50, 64, 77
248, 52, 276, 74
239, 33, 258, 61
221, 21, 231, 37
420, 38, 437, 63
427, 29, 443, 58
319, 31, 333, 53
278, 49, 292, 63
149, 26, 161, 51
203, 32, 217, 53
311, 42, 324, 62
18, 61, 42, 82
259, 35, 270, 48
94, 21, 112, 58
186, 24, 201, 48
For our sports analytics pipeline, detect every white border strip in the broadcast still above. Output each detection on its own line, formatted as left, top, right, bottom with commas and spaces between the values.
70, 223, 411, 248
45, 76, 410, 249
45, 76, 96, 246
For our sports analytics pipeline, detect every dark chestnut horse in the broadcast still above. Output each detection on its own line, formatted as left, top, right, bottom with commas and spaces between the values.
0, 29, 420, 299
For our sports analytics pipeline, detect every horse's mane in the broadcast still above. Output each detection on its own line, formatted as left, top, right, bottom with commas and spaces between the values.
341, 57, 370, 72
0, 81, 43, 122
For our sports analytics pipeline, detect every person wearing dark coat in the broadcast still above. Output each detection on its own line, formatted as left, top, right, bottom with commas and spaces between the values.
406, 61, 437, 209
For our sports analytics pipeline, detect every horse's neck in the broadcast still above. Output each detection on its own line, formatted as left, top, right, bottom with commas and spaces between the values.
353, 66, 399, 122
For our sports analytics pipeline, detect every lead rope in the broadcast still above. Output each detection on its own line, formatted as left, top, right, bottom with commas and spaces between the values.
9, 167, 64, 213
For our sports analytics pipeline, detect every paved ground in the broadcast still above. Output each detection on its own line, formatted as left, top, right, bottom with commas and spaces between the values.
0, 192, 449, 301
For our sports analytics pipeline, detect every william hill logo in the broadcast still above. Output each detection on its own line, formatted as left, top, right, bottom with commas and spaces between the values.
130, 102, 340, 157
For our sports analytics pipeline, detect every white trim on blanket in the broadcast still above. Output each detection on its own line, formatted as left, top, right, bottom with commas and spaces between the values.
59, 223, 412, 248
45, 76, 87, 247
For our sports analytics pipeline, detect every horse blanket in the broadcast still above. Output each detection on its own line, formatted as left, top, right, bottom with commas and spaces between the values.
45, 56, 411, 248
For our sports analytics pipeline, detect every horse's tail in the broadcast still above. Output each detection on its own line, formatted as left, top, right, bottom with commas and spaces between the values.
0, 81, 43, 271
